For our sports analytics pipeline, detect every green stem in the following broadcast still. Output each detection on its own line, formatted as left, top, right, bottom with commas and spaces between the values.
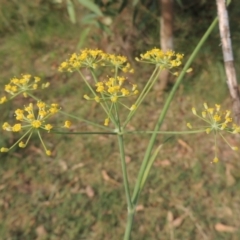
114, 104, 132, 208
114, 103, 133, 240
123, 208, 135, 240
117, 133, 133, 209
131, 16, 220, 205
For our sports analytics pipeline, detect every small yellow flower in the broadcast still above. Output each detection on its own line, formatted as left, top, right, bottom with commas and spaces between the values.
130, 104, 137, 111
12, 124, 22, 132
192, 108, 197, 115
205, 128, 211, 134
32, 120, 42, 128
186, 123, 192, 129
84, 94, 90, 100
104, 118, 110, 126
110, 96, 118, 102
0, 147, 9, 152
94, 96, 100, 102
45, 124, 53, 131
186, 68, 193, 73
46, 150, 51, 156
203, 102, 208, 109
34, 77, 41, 82
0, 96, 7, 104
202, 111, 206, 118
64, 121, 72, 128
2, 122, 12, 131
173, 72, 179, 76
42, 82, 50, 89
19, 142, 26, 148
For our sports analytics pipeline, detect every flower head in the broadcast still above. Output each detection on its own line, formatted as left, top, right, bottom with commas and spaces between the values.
105, 54, 134, 73
58, 49, 107, 72
58, 49, 134, 73
93, 76, 138, 102
136, 48, 184, 70
0, 74, 49, 103
188, 103, 239, 162
1, 101, 60, 155
84, 76, 138, 125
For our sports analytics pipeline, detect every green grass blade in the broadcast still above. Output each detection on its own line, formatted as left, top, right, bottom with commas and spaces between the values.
77, 0, 103, 16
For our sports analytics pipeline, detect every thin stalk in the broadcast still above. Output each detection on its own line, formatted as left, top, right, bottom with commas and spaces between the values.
135, 66, 159, 106
123, 129, 206, 135
77, 69, 96, 95
52, 130, 117, 135
123, 67, 160, 127
90, 68, 111, 111
131, 16, 220, 205
58, 110, 111, 130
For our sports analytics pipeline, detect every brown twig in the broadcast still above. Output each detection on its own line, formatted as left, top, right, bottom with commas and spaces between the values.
216, 0, 240, 124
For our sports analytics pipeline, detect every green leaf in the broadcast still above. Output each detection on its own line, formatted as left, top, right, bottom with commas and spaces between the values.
66, 0, 76, 24
140, 145, 162, 190
139, 136, 173, 190
77, 0, 103, 17
77, 27, 91, 50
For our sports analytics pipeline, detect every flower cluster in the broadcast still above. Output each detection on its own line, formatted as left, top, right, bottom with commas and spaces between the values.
136, 48, 184, 70
0, 74, 49, 104
187, 103, 239, 162
58, 49, 134, 73
84, 76, 138, 125
1, 101, 71, 156
105, 54, 134, 73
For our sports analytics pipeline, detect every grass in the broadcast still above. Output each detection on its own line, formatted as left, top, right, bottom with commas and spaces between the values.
1, 1, 240, 239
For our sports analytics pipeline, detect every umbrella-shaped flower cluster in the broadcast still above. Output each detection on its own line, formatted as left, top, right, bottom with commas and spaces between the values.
0, 74, 49, 104
1, 101, 68, 156
187, 103, 240, 162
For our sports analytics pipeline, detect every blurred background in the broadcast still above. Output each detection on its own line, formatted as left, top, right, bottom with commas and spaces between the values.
0, 0, 240, 239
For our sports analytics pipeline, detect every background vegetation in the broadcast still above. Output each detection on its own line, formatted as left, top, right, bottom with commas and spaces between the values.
0, 0, 240, 239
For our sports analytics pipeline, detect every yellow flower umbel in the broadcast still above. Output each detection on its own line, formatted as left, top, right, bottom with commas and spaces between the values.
58, 49, 107, 72
58, 49, 134, 73
187, 103, 239, 163
84, 76, 138, 125
136, 48, 184, 70
1, 101, 60, 156
0, 74, 49, 103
